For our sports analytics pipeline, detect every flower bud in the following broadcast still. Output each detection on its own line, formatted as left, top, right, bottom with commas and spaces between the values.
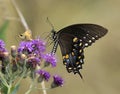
18, 54, 27, 65
11, 45, 17, 57
2, 52, 10, 64
1, 52, 10, 74
21, 54, 27, 60
51, 75, 64, 88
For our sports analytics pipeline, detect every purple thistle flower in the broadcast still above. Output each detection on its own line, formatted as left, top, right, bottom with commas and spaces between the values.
51, 75, 64, 88
18, 39, 46, 69
27, 56, 40, 68
0, 40, 7, 52
36, 70, 50, 82
18, 39, 46, 57
0, 40, 5, 47
18, 41, 33, 54
44, 53, 57, 67
32, 38, 46, 53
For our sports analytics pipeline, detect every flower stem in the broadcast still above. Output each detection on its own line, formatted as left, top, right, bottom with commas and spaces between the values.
0, 72, 9, 87
25, 84, 33, 94
38, 66, 47, 94
15, 60, 27, 86
35, 87, 51, 90
7, 84, 12, 94
41, 81, 47, 94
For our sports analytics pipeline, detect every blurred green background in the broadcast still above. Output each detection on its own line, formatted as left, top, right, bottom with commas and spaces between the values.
0, 0, 120, 94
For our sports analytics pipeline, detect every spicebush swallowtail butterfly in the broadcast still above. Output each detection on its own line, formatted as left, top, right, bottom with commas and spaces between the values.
50, 24, 108, 78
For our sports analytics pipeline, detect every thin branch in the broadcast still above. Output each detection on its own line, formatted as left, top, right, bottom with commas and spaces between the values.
11, 0, 31, 33
41, 81, 47, 94
38, 66, 47, 94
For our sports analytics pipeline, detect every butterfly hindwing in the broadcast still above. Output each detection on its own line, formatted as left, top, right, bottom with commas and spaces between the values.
58, 35, 85, 78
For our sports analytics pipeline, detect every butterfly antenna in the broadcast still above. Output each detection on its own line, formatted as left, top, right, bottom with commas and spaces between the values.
46, 17, 54, 30
45, 18, 56, 42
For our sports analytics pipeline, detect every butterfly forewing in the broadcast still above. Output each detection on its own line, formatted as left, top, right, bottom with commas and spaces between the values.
53, 24, 108, 78
58, 24, 107, 47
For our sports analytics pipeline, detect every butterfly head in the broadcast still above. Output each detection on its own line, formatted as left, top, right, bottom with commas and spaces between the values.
51, 29, 56, 36
50, 29, 58, 41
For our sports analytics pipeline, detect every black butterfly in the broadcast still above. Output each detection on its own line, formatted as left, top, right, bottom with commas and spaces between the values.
50, 24, 108, 78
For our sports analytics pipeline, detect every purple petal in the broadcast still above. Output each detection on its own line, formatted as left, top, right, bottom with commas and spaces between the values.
18, 39, 46, 58
0, 40, 7, 52
36, 70, 50, 81
18, 41, 33, 53
51, 75, 64, 88
31, 38, 46, 52
44, 53, 57, 67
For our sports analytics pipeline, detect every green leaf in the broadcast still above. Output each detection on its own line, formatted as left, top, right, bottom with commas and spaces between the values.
11, 84, 20, 94
0, 20, 9, 41
1, 85, 8, 94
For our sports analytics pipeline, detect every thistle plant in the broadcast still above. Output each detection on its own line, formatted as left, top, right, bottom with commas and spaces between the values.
0, 0, 64, 94
0, 38, 64, 94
